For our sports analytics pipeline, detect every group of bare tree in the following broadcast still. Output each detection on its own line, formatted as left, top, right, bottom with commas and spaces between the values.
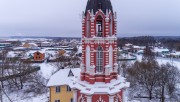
126, 47, 180, 102
52, 53, 80, 74
0, 50, 47, 96
50, 46, 80, 76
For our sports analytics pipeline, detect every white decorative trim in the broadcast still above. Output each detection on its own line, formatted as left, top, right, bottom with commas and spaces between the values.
86, 46, 90, 72
109, 95, 114, 102
81, 63, 85, 72
73, 90, 78, 102
114, 63, 118, 72
96, 96, 105, 102
87, 95, 92, 102
78, 95, 85, 102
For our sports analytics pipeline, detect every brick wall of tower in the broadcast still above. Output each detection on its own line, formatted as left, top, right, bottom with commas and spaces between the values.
81, 10, 118, 84
76, 92, 123, 102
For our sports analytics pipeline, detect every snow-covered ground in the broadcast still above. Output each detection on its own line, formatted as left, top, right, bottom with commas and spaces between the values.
33, 63, 57, 79
3, 91, 48, 102
2, 63, 56, 102
2, 55, 180, 102
136, 55, 180, 70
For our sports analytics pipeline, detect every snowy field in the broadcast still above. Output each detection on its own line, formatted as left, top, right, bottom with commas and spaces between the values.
136, 55, 180, 70
3, 91, 48, 102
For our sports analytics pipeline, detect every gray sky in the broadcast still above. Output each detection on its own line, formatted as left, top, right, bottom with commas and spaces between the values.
0, 0, 180, 37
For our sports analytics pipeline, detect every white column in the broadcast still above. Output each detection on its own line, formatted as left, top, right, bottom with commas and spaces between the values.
86, 45, 90, 72
73, 90, 78, 102
109, 95, 114, 102
122, 89, 126, 102
87, 95, 92, 102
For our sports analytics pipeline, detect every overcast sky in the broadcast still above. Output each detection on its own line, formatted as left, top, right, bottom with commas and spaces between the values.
0, 0, 180, 37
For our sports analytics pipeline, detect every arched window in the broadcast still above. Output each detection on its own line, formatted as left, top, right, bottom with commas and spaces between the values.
86, 15, 90, 37
96, 15, 103, 37
96, 46, 103, 73
109, 15, 113, 36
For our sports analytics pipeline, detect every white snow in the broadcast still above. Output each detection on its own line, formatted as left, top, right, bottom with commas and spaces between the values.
33, 63, 57, 79
70, 75, 130, 95
3, 62, 56, 102
3, 91, 48, 102
77, 45, 82, 54
153, 47, 169, 53
47, 68, 81, 87
136, 55, 180, 70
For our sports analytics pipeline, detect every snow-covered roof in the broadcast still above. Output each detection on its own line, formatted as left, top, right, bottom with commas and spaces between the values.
47, 68, 81, 87
25, 50, 45, 57
125, 43, 132, 46
170, 52, 180, 56
7, 51, 22, 58
6, 39, 19, 42
69, 75, 130, 95
0, 43, 11, 45
29, 43, 38, 47
133, 46, 145, 49
153, 48, 169, 53
133, 46, 140, 49
41, 41, 50, 44
7, 51, 16, 57
77, 46, 82, 54
137, 50, 144, 53
13, 47, 26, 50
47, 68, 130, 94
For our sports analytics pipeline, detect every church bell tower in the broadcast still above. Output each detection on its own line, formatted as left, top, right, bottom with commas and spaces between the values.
70, 0, 129, 102
81, 0, 118, 84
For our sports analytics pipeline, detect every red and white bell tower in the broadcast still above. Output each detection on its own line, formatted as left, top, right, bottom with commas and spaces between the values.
80, 0, 118, 84
70, 0, 129, 102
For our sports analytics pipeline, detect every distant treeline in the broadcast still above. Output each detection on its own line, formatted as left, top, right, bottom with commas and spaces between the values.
117, 36, 180, 51
117, 36, 156, 47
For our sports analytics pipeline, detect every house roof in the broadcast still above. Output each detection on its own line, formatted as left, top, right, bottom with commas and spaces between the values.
47, 68, 81, 87
153, 48, 169, 53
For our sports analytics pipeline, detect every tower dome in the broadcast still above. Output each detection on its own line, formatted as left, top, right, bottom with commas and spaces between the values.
85, 0, 113, 15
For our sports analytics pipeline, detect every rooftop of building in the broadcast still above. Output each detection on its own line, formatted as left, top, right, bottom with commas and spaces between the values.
85, 0, 113, 15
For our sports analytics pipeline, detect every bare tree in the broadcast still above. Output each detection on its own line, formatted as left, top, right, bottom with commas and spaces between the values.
0, 50, 8, 88
56, 55, 67, 68
127, 60, 159, 100
157, 63, 180, 102
127, 59, 180, 102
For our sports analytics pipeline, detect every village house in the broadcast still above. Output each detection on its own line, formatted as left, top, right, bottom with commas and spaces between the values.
169, 51, 180, 58
132, 45, 146, 53
152, 47, 170, 57
22, 42, 39, 49
47, 68, 80, 102
33, 51, 45, 61
58, 49, 66, 56
41, 41, 51, 47
0, 42, 12, 49
22, 50, 46, 62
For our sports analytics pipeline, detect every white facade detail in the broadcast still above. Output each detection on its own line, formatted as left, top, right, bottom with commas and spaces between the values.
109, 45, 113, 69
73, 90, 78, 102
96, 96, 105, 102
86, 45, 90, 72
109, 95, 114, 102
87, 95, 92, 102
